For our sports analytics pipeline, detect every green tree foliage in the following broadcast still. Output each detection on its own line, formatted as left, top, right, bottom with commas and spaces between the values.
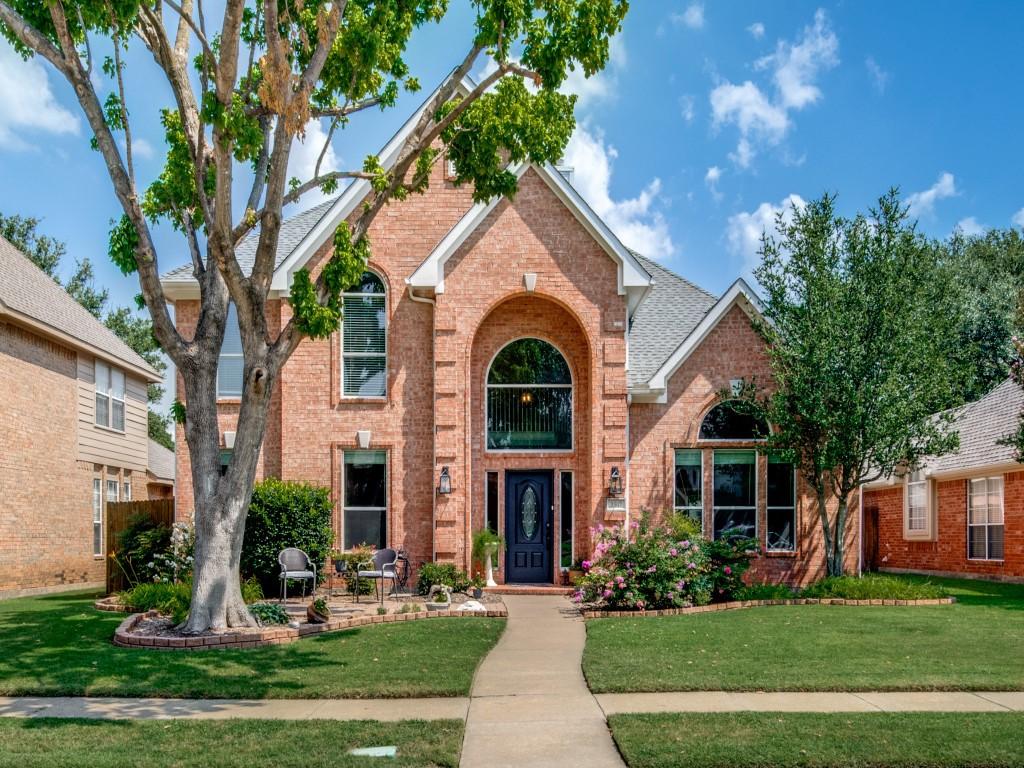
0, 211, 66, 276
1007, 297, 1024, 461
754, 191, 964, 576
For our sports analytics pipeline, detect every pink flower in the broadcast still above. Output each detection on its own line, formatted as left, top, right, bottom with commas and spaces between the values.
687, 562, 696, 570
724, 566, 732, 575
636, 599, 646, 609
602, 589, 612, 599
582, 560, 592, 571
669, 548, 678, 557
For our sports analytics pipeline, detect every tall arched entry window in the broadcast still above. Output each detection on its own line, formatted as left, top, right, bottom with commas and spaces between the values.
487, 338, 572, 450
341, 271, 387, 397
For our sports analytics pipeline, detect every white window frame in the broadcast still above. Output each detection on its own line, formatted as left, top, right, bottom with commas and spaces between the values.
340, 272, 388, 399
94, 360, 126, 432
903, 470, 935, 540
711, 449, 758, 541
484, 337, 574, 453
967, 476, 1004, 561
674, 449, 704, 531
106, 478, 119, 504
766, 457, 797, 552
217, 303, 244, 399
341, 450, 388, 550
92, 478, 103, 557
123, 480, 132, 501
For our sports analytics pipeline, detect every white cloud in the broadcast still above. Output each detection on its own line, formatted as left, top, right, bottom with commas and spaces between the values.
711, 9, 838, 169
747, 22, 765, 39
672, 3, 705, 30
563, 124, 676, 260
906, 172, 957, 218
287, 119, 341, 210
726, 194, 806, 280
865, 57, 889, 94
1012, 208, 1024, 229
0, 40, 80, 150
679, 94, 695, 123
704, 165, 723, 201
956, 217, 984, 236
132, 138, 155, 160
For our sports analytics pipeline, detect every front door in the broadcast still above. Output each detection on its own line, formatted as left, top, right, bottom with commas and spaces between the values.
505, 471, 553, 583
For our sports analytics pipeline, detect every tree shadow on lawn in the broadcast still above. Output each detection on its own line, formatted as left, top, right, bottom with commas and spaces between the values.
0, 592, 490, 700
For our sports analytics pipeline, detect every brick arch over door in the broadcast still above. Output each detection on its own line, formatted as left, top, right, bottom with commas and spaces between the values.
469, 294, 593, 581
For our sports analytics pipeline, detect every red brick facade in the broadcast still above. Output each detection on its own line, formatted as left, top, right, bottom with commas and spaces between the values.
864, 471, 1024, 580
172, 162, 856, 586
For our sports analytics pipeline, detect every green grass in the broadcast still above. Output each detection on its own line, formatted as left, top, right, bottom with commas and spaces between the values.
584, 575, 1024, 692
0, 592, 503, 699
0, 718, 463, 768
800, 573, 949, 600
609, 712, 1024, 768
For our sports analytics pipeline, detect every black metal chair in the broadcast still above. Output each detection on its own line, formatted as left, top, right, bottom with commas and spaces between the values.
356, 548, 398, 605
278, 548, 316, 602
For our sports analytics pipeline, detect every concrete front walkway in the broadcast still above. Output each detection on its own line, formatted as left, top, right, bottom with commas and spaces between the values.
460, 595, 625, 768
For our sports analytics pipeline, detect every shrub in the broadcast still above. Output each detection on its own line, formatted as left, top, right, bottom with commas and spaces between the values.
122, 576, 264, 625
702, 528, 760, 602
416, 562, 471, 595
574, 519, 712, 610
664, 511, 702, 543
249, 602, 289, 626
735, 582, 796, 601
801, 574, 949, 601
242, 479, 333, 595
112, 514, 171, 587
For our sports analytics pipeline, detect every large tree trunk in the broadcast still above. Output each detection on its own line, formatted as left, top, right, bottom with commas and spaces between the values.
827, 496, 850, 577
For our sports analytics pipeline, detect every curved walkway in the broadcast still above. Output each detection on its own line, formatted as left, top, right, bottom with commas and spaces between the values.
459, 594, 625, 768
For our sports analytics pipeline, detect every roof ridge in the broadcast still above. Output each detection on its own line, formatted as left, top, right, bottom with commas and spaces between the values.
630, 250, 716, 300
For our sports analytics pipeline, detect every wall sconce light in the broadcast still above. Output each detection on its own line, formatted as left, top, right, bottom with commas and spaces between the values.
608, 466, 623, 497
438, 466, 452, 495
519, 390, 534, 406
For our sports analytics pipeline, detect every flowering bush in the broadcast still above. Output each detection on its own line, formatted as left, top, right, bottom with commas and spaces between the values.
702, 528, 760, 601
147, 522, 195, 583
573, 520, 712, 610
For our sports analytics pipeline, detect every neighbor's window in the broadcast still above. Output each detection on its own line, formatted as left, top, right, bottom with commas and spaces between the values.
106, 478, 119, 505
123, 481, 132, 502
968, 477, 1004, 560
699, 401, 769, 441
95, 361, 126, 431
487, 338, 572, 450
906, 470, 928, 532
92, 478, 102, 556
560, 471, 574, 569
712, 450, 756, 540
767, 454, 796, 552
342, 272, 387, 397
343, 450, 387, 550
218, 303, 244, 398
674, 449, 703, 528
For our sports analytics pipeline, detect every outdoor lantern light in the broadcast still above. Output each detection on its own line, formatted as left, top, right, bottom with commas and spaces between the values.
520, 390, 534, 406
609, 466, 623, 496
438, 466, 452, 495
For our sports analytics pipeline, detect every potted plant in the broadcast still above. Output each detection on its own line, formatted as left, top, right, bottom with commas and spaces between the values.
568, 558, 586, 586
472, 528, 504, 588
307, 597, 331, 624
470, 573, 485, 599
426, 585, 452, 611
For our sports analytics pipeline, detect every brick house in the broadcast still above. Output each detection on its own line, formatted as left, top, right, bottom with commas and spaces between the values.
863, 379, 1024, 581
0, 236, 165, 598
162, 77, 856, 586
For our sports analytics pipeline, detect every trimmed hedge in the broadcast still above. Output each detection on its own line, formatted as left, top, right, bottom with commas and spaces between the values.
242, 479, 334, 596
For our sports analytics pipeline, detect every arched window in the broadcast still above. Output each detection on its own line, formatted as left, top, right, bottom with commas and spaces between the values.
487, 338, 572, 450
341, 271, 387, 397
699, 400, 769, 440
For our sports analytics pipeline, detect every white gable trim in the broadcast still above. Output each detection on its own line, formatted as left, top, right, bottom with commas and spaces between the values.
632, 278, 765, 403
406, 160, 652, 302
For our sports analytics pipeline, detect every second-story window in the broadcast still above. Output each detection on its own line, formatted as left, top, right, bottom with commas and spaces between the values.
95, 360, 126, 431
341, 272, 387, 398
218, 303, 244, 398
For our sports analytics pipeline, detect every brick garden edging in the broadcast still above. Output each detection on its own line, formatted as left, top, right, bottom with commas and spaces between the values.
113, 606, 508, 650
580, 596, 955, 619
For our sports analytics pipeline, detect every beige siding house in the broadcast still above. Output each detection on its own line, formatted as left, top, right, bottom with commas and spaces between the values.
0, 235, 165, 598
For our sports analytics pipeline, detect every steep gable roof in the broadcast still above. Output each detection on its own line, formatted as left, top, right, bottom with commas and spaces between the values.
0, 236, 161, 380
925, 379, 1023, 476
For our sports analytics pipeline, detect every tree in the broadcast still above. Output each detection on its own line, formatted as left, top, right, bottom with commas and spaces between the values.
753, 191, 963, 576
0, 0, 629, 631
1007, 294, 1024, 461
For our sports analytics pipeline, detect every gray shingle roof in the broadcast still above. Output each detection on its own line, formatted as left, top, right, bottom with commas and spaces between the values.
627, 253, 718, 386
0, 235, 158, 376
161, 198, 338, 282
925, 378, 1024, 474
147, 439, 176, 482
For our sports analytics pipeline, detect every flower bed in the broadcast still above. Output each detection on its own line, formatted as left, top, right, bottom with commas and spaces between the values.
581, 595, 955, 619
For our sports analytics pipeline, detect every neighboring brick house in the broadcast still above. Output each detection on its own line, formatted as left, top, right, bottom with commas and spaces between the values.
162, 76, 856, 586
0, 236, 164, 598
863, 379, 1024, 581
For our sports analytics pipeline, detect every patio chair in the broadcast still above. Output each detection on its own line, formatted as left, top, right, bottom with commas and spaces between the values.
278, 548, 316, 603
356, 548, 398, 605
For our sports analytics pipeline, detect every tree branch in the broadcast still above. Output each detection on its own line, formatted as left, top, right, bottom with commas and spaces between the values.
163, 0, 215, 62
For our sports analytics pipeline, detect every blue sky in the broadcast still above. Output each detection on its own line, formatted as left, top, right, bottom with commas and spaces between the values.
1, 1, 1022, 376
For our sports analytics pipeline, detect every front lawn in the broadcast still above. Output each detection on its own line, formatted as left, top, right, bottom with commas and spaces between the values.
584, 575, 1024, 692
0, 718, 463, 768
0, 592, 503, 699
609, 712, 1024, 768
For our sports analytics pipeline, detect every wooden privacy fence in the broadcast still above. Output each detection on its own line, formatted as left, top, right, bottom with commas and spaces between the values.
106, 499, 176, 594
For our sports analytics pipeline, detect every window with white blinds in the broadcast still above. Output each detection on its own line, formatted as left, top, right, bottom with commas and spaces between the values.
341, 272, 387, 397
906, 470, 928, 532
968, 477, 1004, 560
92, 479, 102, 556
217, 303, 244, 398
95, 360, 126, 431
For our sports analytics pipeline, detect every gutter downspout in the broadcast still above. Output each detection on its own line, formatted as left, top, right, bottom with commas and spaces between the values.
408, 286, 437, 561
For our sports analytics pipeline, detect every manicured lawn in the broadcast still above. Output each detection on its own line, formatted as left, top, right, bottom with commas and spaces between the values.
584, 576, 1024, 692
0, 592, 503, 699
609, 712, 1024, 768
0, 718, 463, 768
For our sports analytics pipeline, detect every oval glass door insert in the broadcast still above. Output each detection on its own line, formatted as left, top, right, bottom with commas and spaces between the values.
521, 486, 538, 539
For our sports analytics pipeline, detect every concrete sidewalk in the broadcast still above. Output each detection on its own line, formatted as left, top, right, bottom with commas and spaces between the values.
459, 595, 626, 768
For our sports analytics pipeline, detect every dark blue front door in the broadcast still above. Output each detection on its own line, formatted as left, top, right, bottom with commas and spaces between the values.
505, 471, 553, 583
